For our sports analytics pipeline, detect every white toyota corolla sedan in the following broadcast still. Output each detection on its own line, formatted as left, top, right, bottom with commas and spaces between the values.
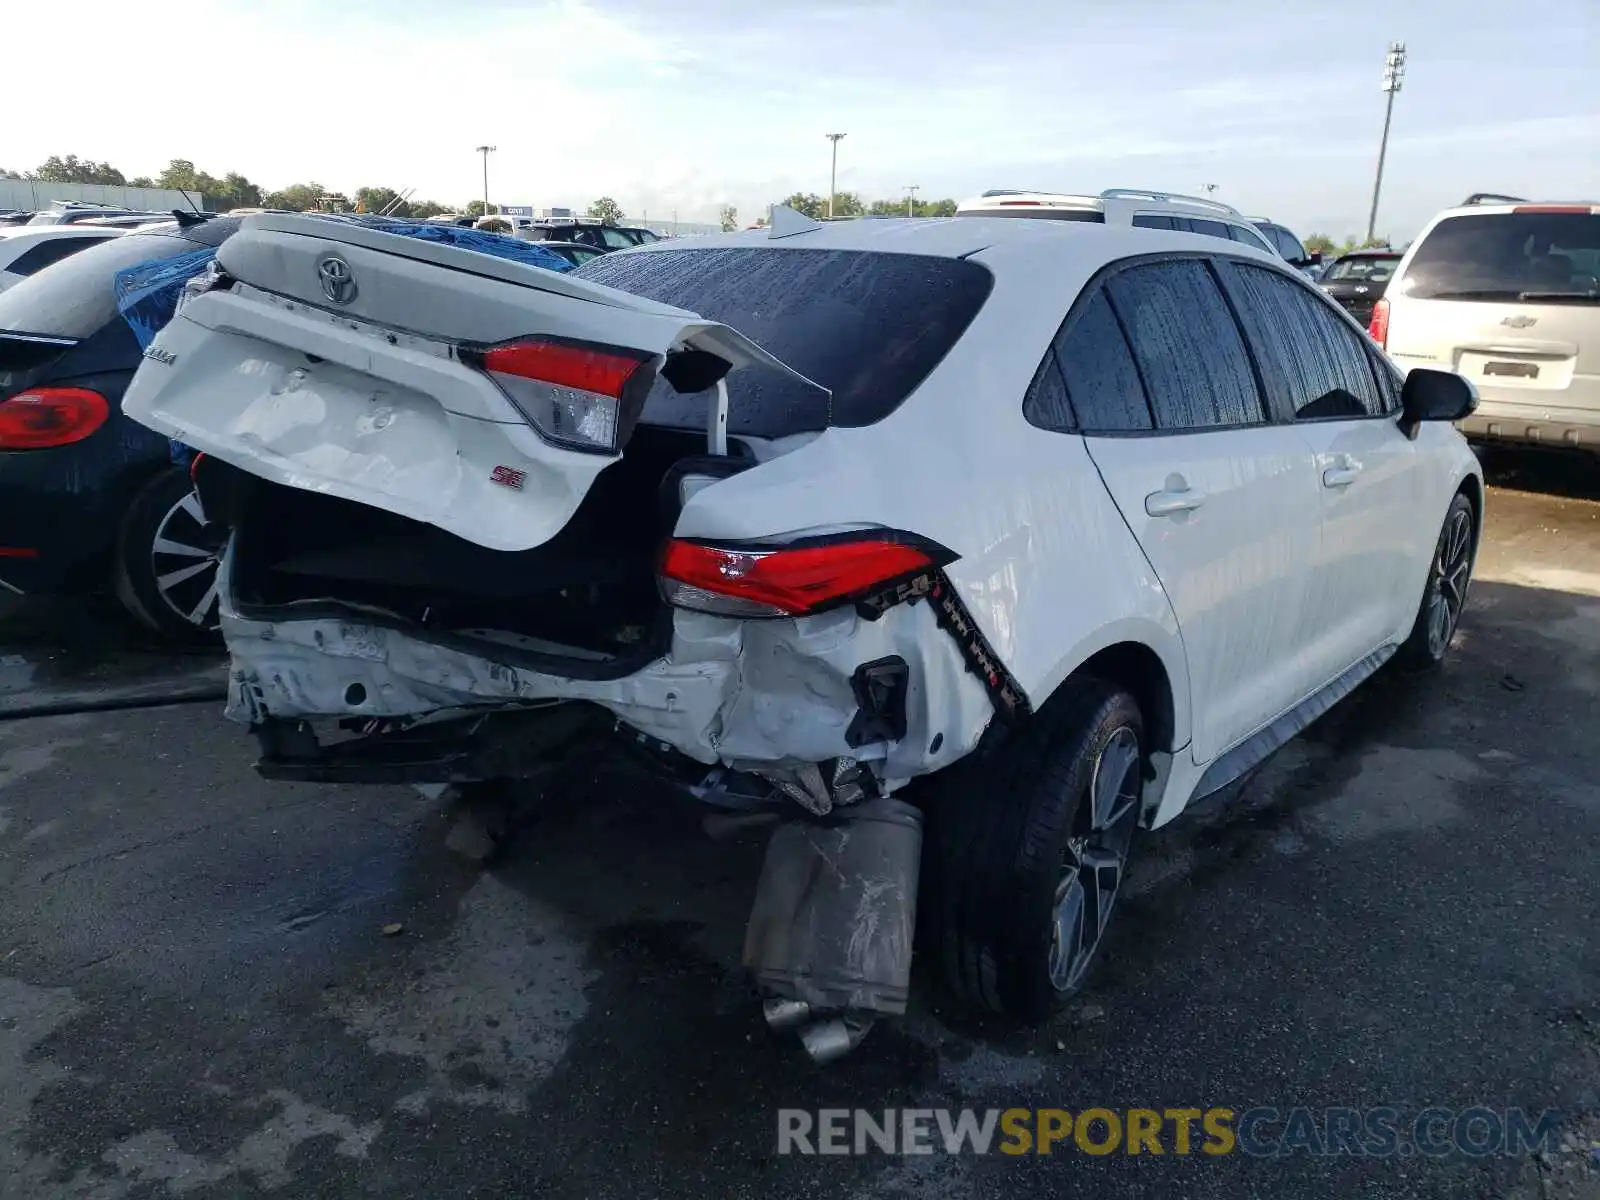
122, 209, 1482, 1061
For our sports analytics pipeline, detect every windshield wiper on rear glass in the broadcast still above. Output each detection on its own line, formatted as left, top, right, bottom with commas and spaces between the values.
1516, 290, 1600, 303
1422, 289, 1523, 301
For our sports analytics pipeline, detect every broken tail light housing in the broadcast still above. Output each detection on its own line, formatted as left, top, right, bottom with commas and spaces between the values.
0, 387, 110, 449
658, 533, 953, 619
463, 336, 657, 455
1368, 296, 1390, 349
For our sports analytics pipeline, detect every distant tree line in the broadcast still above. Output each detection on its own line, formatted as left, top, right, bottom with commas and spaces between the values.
1305, 232, 1395, 255
778, 192, 959, 219
2, 155, 962, 229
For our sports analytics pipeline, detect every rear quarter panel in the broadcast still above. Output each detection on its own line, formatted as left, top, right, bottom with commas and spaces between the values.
673, 234, 1194, 758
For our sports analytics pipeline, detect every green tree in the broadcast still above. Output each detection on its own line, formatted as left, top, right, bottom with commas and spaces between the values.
465, 199, 489, 218
127, 176, 155, 189
779, 192, 826, 219
406, 199, 449, 218
355, 186, 405, 216
718, 203, 738, 232
34, 154, 126, 185
1304, 233, 1339, 257
218, 172, 263, 210
261, 182, 325, 212
922, 198, 958, 217
828, 191, 864, 217
587, 196, 625, 225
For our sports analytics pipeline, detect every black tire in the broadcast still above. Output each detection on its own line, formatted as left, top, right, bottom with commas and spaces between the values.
1396, 492, 1476, 670
923, 676, 1145, 1023
113, 468, 225, 640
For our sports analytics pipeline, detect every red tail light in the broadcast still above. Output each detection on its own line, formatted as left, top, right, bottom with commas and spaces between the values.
0, 387, 110, 450
189, 451, 206, 484
466, 337, 656, 455
1368, 297, 1390, 349
659, 536, 948, 618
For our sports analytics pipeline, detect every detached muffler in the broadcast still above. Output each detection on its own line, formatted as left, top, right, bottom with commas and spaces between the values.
743, 797, 922, 1064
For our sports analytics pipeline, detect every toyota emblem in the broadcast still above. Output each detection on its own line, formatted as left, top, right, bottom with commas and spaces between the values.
317, 255, 357, 305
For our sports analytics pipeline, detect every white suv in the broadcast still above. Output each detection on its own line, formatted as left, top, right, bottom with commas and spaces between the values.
122, 210, 1482, 1061
1375, 193, 1600, 453
957, 187, 1282, 256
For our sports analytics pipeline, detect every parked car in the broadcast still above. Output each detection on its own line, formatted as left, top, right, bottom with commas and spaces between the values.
0, 217, 242, 634
26, 202, 170, 227
523, 218, 661, 251
1318, 248, 1404, 325
1248, 218, 1322, 276
1374, 193, 1599, 453
529, 239, 607, 267
0, 210, 35, 228
0, 225, 127, 293
956, 188, 1283, 257
123, 213, 1482, 1060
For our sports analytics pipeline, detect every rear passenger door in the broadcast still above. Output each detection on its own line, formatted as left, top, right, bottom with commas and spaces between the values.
1220, 260, 1425, 682
1055, 257, 1325, 763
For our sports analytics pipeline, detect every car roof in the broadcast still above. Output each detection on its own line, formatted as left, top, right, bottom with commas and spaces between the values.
1432, 200, 1600, 218
623, 214, 1285, 268
0, 224, 126, 243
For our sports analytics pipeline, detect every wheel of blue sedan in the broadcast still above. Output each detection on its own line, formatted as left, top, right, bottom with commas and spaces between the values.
114, 468, 225, 639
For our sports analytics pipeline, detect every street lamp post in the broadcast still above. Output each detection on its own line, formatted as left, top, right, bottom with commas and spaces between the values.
825, 133, 846, 218
1366, 42, 1406, 244
475, 144, 496, 217
905, 184, 920, 217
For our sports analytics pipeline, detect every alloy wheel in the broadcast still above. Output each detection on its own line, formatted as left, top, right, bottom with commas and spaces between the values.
1048, 725, 1142, 993
149, 490, 225, 631
1426, 507, 1473, 657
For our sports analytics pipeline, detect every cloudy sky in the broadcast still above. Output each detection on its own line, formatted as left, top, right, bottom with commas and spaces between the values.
7, 0, 1596, 239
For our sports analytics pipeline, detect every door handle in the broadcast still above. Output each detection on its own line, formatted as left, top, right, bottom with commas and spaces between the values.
1145, 488, 1206, 517
1322, 463, 1363, 488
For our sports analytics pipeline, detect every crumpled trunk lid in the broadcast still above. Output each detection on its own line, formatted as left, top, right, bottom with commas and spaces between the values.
120, 214, 824, 553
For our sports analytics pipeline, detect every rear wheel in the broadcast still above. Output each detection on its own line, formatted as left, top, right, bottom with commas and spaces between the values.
924, 676, 1145, 1022
1398, 492, 1475, 669
114, 468, 225, 640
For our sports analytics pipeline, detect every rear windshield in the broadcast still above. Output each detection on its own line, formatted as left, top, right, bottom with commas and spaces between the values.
0, 230, 198, 338
573, 246, 994, 434
1402, 212, 1600, 301
1326, 255, 1401, 282
956, 208, 1105, 223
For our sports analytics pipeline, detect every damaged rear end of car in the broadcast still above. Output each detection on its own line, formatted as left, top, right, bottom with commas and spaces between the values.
122, 212, 1007, 1060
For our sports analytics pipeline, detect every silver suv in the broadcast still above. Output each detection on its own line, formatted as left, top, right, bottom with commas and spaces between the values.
956, 187, 1282, 257
1376, 193, 1600, 452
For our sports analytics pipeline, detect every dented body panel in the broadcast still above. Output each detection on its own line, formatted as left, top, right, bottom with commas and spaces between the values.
219, 552, 997, 788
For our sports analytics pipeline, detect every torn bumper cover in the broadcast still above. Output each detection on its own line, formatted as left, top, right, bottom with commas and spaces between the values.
219, 567, 996, 790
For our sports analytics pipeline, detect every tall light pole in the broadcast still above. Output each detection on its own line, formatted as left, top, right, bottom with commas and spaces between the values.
1366, 42, 1406, 244
475, 144, 496, 216
905, 184, 920, 217
825, 133, 846, 218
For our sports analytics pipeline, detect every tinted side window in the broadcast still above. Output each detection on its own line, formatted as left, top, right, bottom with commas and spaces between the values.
1188, 218, 1232, 242
1268, 226, 1304, 261
1105, 260, 1263, 430
1022, 349, 1073, 431
1132, 214, 1174, 231
1227, 223, 1274, 253
4, 236, 106, 277
1225, 262, 1389, 419
1051, 289, 1152, 432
